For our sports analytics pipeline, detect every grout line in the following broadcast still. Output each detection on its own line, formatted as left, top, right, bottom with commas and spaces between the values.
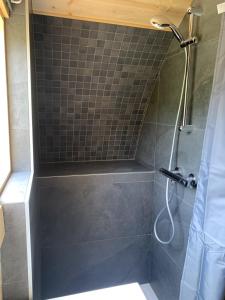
42, 233, 153, 249
36, 170, 155, 179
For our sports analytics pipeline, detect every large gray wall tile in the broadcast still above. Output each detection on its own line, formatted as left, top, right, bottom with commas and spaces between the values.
41, 235, 151, 299
38, 170, 153, 298
136, 123, 156, 168
177, 128, 205, 174
157, 53, 185, 126
196, 0, 222, 43
1, 203, 29, 299
39, 175, 153, 247
29, 180, 41, 300
5, 4, 31, 172
112, 172, 154, 183
2, 280, 29, 300
154, 124, 177, 170
152, 182, 194, 269
1, 203, 28, 285
151, 239, 182, 300
10, 129, 31, 171
135, 1, 222, 299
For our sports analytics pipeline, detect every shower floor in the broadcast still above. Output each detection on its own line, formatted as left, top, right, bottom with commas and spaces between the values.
48, 283, 158, 300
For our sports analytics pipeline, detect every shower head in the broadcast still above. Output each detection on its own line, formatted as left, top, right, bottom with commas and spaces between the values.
150, 16, 184, 43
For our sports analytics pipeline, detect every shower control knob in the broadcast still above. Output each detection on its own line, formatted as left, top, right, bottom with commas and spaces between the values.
187, 173, 197, 189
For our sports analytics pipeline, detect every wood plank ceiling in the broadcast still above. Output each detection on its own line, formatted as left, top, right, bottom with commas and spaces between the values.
31, 0, 192, 30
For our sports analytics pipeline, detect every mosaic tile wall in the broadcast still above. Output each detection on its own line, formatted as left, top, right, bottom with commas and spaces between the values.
32, 15, 172, 162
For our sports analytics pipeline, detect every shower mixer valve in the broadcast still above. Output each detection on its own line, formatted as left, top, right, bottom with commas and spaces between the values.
172, 168, 197, 189
187, 173, 198, 189
152, 6, 201, 245
159, 167, 197, 189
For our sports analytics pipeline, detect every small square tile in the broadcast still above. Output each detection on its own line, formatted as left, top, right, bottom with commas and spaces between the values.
32, 15, 172, 162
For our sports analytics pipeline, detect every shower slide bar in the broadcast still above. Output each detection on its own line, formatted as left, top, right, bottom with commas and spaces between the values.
159, 168, 197, 189
217, 2, 225, 14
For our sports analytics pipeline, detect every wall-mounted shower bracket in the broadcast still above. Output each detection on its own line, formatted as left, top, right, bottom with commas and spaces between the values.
179, 124, 193, 133
180, 36, 198, 48
179, 7, 200, 48
187, 6, 203, 16
217, 3, 225, 14
159, 168, 197, 189
187, 174, 198, 189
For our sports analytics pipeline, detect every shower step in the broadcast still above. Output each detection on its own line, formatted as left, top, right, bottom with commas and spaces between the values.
37, 160, 154, 177
47, 283, 158, 300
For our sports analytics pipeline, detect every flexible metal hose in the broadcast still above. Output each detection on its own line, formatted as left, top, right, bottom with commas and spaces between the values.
154, 48, 188, 245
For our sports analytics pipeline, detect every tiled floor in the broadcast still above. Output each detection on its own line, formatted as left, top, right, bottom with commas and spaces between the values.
48, 283, 158, 300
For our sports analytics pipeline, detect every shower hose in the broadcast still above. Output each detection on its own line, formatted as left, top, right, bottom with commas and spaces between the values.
154, 47, 189, 245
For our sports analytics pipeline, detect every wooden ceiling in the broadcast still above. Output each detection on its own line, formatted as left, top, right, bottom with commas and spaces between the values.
31, 0, 192, 30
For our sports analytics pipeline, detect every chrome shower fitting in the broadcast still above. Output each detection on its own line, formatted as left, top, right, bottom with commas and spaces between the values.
159, 168, 197, 189
180, 36, 198, 48
187, 6, 203, 16
150, 6, 201, 49
10, 0, 23, 4
179, 6, 203, 48
150, 18, 184, 43
152, 5, 202, 245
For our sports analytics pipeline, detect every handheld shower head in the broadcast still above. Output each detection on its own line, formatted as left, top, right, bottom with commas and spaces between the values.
150, 16, 184, 43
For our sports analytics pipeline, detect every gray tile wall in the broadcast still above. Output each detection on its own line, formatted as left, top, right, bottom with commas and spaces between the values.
5, 0, 31, 171
136, 1, 222, 299
1, 202, 29, 299
37, 171, 154, 299
29, 179, 41, 300
32, 15, 172, 163
1, 2, 34, 299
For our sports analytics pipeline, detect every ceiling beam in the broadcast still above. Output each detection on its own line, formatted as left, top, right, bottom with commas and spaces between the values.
0, 0, 9, 18
31, 0, 192, 30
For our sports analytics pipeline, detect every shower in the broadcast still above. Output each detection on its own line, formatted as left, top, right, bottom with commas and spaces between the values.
150, 16, 198, 48
150, 7, 202, 245
151, 16, 184, 42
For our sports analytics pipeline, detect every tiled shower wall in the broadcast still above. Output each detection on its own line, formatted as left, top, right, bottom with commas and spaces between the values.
38, 170, 153, 299
136, 1, 222, 299
32, 15, 172, 162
